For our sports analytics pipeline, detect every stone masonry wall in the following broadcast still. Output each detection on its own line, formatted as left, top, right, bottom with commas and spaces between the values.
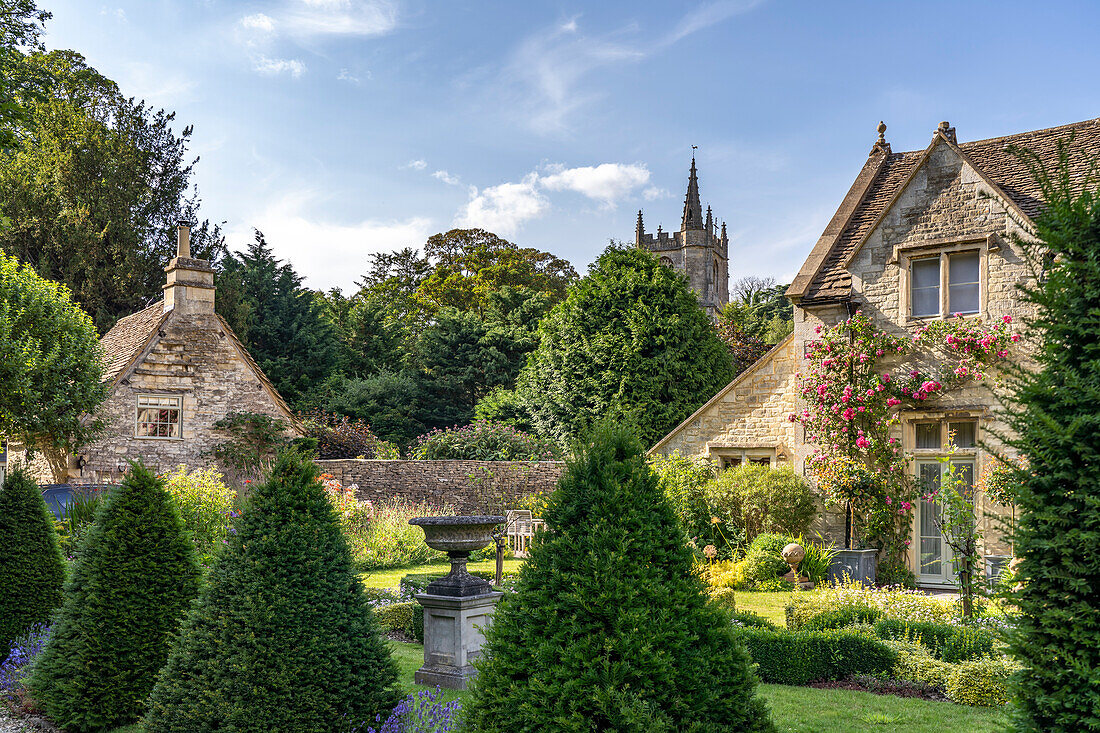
315, 459, 566, 514
72, 309, 293, 483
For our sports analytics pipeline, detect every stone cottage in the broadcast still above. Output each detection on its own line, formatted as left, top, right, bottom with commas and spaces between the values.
651, 117, 1100, 587
7, 225, 297, 484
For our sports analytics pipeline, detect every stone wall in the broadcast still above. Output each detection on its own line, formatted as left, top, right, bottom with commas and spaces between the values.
315, 459, 566, 514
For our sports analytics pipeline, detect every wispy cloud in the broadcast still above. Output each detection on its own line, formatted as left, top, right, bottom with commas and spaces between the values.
643, 186, 670, 201
402, 159, 427, 170
456, 161, 651, 234
337, 68, 367, 84
432, 170, 461, 186
663, 0, 764, 45
229, 188, 432, 291
118, 62, 196, 106
254, 56, 306, 78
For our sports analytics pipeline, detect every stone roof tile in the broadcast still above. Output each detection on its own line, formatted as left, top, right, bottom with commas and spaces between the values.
98, 301, 168, 384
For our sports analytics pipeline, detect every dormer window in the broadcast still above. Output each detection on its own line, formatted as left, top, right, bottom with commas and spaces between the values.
136, 395, 181, 439
906, 248, 982, 319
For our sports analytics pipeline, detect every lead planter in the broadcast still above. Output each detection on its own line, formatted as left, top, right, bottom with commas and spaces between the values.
828, 548, 878, 585
409, 516, 505, 690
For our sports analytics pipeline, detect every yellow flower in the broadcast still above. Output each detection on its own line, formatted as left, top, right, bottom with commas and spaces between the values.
710, 516, 721, 525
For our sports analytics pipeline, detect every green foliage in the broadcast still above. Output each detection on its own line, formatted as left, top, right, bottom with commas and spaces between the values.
0, 0, 51, 154
27, 463, 200, 732
408, 419, 560, 460
1000, 143, 1100, 731
931, 445, 983, 617
0, 467, 64, 656
145, 449, 401, 732
873, 619, 994, 663
317, 372, 427, 450
735, 626, 897, 685
54, 485, 108, 557
801, 606, 883, 631
794, 537, 840, 585
515, 246, 736, 448
373, 602, 416, 637
341, 496, 450, 570
742, 533, 795, 586
786, 581, 954, 630
648, 451, 715, 537
162, 466, 236, 568
464, 426, 775, 732
730, 610, 780, 630
0, 50, 223, 331
0, 252, 106, 477
943, 656, 1019, 707
216, 231, 338, 408
887, 639, 956, 689
703, 465, 818, 544
205, 411, 291, 483
300, 409, 399, 459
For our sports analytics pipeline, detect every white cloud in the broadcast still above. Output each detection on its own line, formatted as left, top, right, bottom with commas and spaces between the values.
337, 68, 366, 83
540, 163, 650, 206
99, 6, 127, 22
284, 0, 398, 38
228, 189, 432, 292
239, 12, 276, 34
432, 170, 460, 186
643, 186, 669, 201
402, 159, 427, 170
254, 56, 306, 78
456, 174, 548, 236
663, 0, 765, 45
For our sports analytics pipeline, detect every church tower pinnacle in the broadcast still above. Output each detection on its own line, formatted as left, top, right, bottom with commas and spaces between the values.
681, 155, 704, 231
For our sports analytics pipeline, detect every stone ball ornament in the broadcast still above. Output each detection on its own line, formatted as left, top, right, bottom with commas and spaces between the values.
781, 542, 806, 567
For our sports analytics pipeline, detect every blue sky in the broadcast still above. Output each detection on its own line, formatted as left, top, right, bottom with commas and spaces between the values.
41, 0, 1100, 292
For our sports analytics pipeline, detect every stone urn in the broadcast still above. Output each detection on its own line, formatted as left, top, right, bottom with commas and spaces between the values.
780, 542, 814, 590
408, 515, 505, 689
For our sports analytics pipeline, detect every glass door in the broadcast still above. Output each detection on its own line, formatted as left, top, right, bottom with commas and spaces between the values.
916, 460, 951, 585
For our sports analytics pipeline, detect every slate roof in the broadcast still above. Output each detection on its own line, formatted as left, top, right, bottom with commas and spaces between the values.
98, 301, 168, 384
791, 118, 1100, 303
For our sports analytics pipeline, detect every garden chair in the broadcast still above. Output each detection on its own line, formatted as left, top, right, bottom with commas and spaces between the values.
506, 509, 534, 557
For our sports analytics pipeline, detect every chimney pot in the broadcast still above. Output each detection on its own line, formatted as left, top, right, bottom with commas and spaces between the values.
177, 223, 191, 259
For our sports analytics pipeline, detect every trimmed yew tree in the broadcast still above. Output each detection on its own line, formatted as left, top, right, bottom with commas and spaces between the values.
27, 462, 199, 732
145, 449, 400, 732
0, 467, 65, 657
464, 426, 775, 732
1005, 146, 1100, 732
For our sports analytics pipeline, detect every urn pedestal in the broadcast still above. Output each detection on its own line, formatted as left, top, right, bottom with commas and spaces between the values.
409, 515, 505, 690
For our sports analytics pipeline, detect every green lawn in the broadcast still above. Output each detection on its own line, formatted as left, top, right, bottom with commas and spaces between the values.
360, 558, 526, 590
734, 590, 797, 625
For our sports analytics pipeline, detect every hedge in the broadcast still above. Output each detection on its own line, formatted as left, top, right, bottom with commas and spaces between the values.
801, 606, 883, 632
873, 619, 994, 663
374, 602, 425, 643
734, 627, 897, 685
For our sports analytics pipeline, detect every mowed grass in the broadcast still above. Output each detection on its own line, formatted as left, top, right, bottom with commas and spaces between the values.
359, 558, 526, 590
734, 590, 797, 625
389, 640, 1009, 731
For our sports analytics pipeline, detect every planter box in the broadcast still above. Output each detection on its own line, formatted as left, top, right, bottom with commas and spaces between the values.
828, 549, 878, 585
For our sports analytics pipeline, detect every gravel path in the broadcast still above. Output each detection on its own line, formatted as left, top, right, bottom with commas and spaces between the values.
0, 708, 55, 733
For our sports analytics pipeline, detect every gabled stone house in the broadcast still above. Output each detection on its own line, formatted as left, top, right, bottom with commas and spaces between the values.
7, 226, 297, 485
651, 118, 1100, 587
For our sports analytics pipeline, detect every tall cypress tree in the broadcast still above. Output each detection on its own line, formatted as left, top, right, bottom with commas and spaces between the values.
1005, 145, 1100, 731
0, 467, 65, 657
464, 426, 775, 732
145, 449, 400, 732
27, 463, 199, 732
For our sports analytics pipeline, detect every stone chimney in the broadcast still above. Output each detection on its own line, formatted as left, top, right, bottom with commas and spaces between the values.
163, 223, 215, 314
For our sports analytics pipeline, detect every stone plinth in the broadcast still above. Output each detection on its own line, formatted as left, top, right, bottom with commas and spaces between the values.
414, 590, 503, 689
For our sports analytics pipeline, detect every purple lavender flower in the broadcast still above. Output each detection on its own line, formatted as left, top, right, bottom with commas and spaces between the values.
352, 687, 462, 733
1, 623, 51, 702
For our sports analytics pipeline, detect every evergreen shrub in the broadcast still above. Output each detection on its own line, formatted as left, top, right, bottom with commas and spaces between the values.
873, 618, 994, 662
742, 533, 793, 586
144, 449, 400, 732
0, 468, 65, 658
464, 427, 775, 732
1002, 145, 1100, 729
943, 656, 1019, 707
729, 610, 778, 630
801, 606, 883, 631
735, 627, 897, 685
27, 463, 199, 732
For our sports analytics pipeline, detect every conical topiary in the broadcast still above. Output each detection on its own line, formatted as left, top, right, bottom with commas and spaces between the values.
465, 426, 776, 732
26, 462, 200, 732
145, 448, 401, 732
0, 467, 65, 658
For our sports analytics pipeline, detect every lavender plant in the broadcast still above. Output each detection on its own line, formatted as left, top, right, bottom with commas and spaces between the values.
359, 688, 462, 733
0, 623, 50, 704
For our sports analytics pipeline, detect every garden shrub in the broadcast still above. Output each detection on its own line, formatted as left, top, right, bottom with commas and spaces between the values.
28, 463, 200, 732
742, 532, 792, 586
729, 610, 778, 630
0, 622, 51, 707
873, 618, 994, 662
464, 426, 775, 732
54, 485, 109, 559
648, 451, 714, 543
707, 587, 737, 610
886, 640, 954, 689
943, 656, 1019, 707
785, 579, 952, 630
734, 626, 897, 685
801, 606, 883, 631
0, 468, 65, 658
704, 464, 817, 544
374, 602, 416, 637
1001, 149, 1100, 730
793, 536, 839, 585
163, 465, 237, 567
695, 559, 748, 590
408, 419, 560, 460
299, 409, 400, 459
343, 495, 452, 569
366, 687, 462, 733
144, 449, 401, 733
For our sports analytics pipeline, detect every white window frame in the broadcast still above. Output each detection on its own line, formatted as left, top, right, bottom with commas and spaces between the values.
135, 395, 183, 440
709, 447, 781, 470
897, 236, 993, 323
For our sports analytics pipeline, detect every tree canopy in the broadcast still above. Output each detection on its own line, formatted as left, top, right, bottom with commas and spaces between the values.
512, 246, 736, 448
0, 252, 105, 478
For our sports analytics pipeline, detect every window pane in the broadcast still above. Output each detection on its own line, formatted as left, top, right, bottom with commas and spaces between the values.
950, 460, 975, 501
915, 423, 940, 450
949, 253, 980, 314
912, 258, 940, 288
919, 462, 942, 496
912, 288, 940, 317
949, 421, 977, 448
920, 536, 942, 575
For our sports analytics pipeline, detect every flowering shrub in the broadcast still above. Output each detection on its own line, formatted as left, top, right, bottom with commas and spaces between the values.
409, 420, 560, 461
0, 622, 50, 706
163, 466, 238, 568
321, 474, 452, 569
793, 312, 1015, 564
786, 579, 954, 629
978, 457, 1026, 507
362, 687, 462, 733
300, 410, 400, 459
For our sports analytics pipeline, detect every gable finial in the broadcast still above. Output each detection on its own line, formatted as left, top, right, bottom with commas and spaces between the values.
937, 120, 957, 143
869, 121, 891, 156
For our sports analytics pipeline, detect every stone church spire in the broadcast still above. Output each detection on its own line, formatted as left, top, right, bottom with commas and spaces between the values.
681, 156, 703, 231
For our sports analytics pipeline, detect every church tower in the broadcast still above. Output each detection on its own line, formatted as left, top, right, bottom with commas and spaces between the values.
634, 156, 729, 317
